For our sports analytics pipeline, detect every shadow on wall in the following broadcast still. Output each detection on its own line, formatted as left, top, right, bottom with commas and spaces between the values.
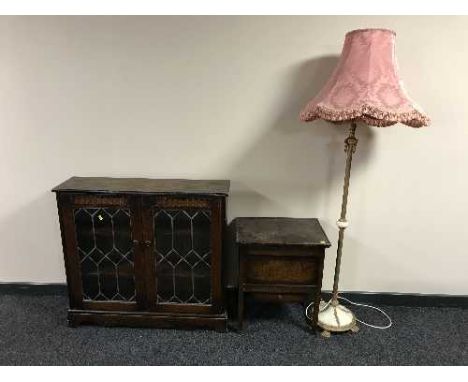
227, 55, 376, 221
0, 192, 64, 282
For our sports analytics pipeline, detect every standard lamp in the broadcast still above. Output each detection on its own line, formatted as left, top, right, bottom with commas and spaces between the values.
300, 28, 430, 336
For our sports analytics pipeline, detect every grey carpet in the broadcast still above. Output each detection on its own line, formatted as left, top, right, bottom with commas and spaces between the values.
0, 294, 466, 365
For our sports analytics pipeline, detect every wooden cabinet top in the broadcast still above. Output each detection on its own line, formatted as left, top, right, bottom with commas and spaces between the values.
232, 217, 331, 247
52, 176, 230, 196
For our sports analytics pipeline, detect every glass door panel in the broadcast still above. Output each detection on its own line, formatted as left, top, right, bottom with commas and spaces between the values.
153, 205, 212, 306
74, 206, 136, 302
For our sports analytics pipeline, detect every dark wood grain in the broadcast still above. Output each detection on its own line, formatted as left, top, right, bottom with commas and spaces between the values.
234, 217, 331, 246
53, 177, 229, 330
55, 193, 84, 309
231, 217, 330, 330
244, 257, 318, 284
68, 310, 227, 331
52, 176, 230, 195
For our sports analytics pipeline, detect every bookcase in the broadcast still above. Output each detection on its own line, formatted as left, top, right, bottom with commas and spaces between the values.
53, 177, 229, 331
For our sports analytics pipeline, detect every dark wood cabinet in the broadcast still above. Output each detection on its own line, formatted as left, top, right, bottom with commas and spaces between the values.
53, 177, 229, 331
229, 217, 330, 330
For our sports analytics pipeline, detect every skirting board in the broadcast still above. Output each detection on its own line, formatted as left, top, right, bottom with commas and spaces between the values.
0, 283, 467, 308
320, 291, 468, 309
0, 282, 67, 296
227, 286, 468, 309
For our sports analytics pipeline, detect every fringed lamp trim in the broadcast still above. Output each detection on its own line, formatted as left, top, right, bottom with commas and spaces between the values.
300, 104, 430, 128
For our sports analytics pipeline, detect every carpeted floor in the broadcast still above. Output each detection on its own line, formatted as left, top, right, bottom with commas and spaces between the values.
0, 294, 466, 365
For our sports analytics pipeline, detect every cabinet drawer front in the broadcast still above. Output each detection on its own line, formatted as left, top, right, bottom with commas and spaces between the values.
244, 256, 318, 285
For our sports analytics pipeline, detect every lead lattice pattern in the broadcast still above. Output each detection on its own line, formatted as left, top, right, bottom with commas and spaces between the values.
74, 207, 136, 302
153, 208, 212, 305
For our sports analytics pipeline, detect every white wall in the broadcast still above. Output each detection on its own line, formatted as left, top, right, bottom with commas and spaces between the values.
0, 16, 467, 294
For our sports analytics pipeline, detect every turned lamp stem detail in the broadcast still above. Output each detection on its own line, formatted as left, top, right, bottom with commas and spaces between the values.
332, 121, 358, 306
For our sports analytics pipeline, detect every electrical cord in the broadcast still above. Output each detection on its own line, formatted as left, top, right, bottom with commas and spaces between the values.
305, 294, 393, 330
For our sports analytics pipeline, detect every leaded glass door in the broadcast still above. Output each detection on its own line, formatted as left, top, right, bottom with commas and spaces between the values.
59, 193, 145, 311
143, 196, 222, 314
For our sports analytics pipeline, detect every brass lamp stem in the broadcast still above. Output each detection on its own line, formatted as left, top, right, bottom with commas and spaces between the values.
331, 121, 358, 304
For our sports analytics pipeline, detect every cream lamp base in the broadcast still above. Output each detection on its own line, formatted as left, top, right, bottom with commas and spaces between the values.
317, 300, 359, 338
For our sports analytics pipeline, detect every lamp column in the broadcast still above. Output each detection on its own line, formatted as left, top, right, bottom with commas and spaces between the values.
317, 121, 360, 337
332, 121, 358, 303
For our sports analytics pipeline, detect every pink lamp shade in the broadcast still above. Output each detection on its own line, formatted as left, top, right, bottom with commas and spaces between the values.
300, 28, 430, 127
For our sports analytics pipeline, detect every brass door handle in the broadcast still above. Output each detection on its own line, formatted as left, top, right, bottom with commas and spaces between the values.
133, 239, 151, 247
